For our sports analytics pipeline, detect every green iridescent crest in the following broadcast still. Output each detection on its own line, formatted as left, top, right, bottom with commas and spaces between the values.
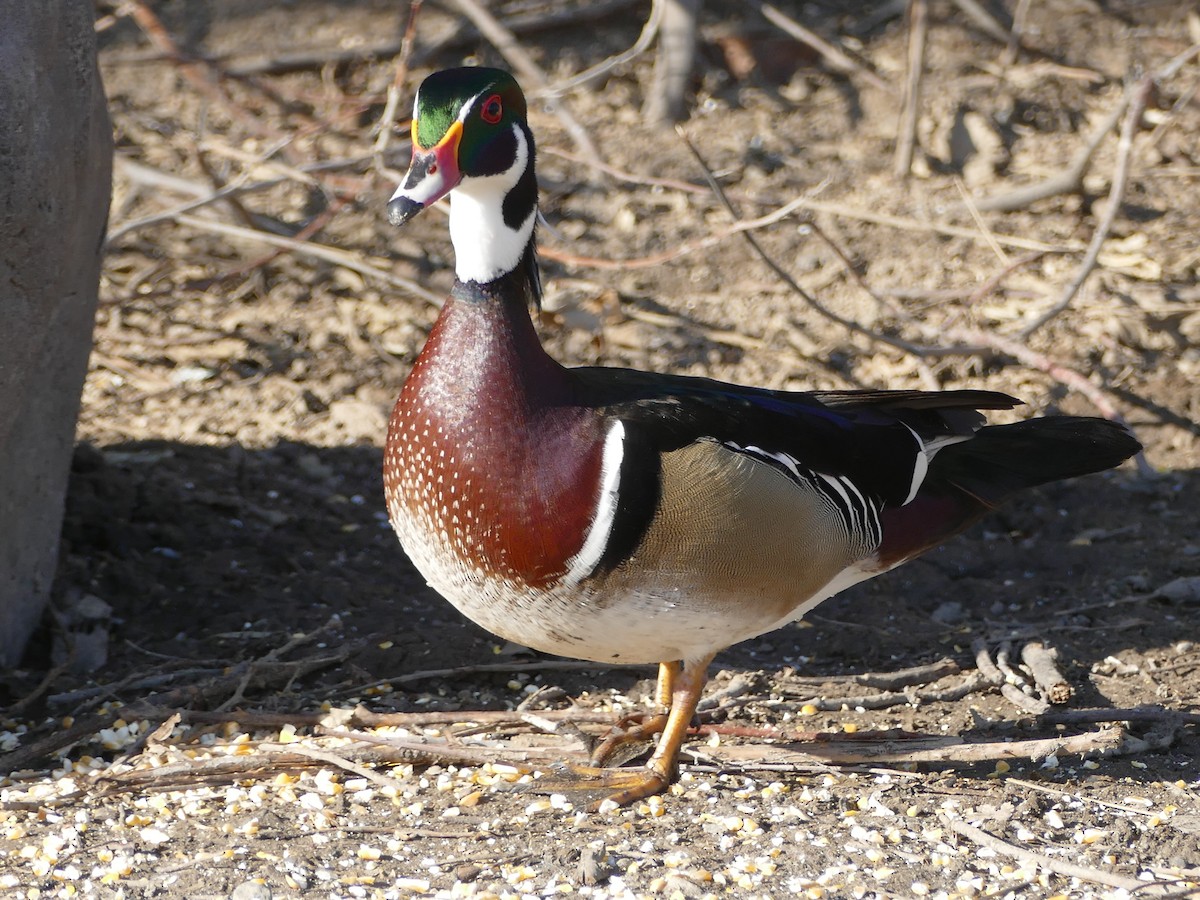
413, 67, 525, 149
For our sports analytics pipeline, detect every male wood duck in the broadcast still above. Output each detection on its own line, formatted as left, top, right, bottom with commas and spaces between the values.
383, 67, 1140, 807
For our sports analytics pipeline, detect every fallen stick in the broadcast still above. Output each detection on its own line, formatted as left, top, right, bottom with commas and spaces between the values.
349, 657, 654, 694
1040, 706, 1200, 727
748, 0, 893, 94
976, 84, 1133, 213
371, 0, 423, 160
219, 0, 642, 77
949, 0, 1011, 45
448, 0, 604, 171
174, 213, 444, 306
946, 818, 1147, 891
855, 657, 960, 690
709, 722, 1164, 766
1017, 76, 1153, 337
1021, 642, 1073, 704
642, 0, 695, 123
893, 0, 928, 178
781, 670, 1000, 712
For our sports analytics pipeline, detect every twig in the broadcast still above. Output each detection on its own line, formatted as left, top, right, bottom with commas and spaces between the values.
47, 666, 228, 707
219, 0, 642, 77
1001, 0, 1033, 66
118, 0, 244, 127
1017, 76, 1153, 337
1000, 683, 1049, 715
540, 0, 663, 99
541, 193, 814, 270
156, 705, 617, 731
7, 659, 74, 717
348, 658, 652, 695
747, 0, 893, 94
174, 213, 444, 306
0, 712, 121, 774
711, 723, 1152, 766
782, 670, 999, 712
972, 639, 1004, 684
541, 148, 1082, 252
371, 0, 423, 161
894, 0, 928, 178
447, 0, 605, 171
1005, 777, 1172, 817
215, 618, 347, 713
642, 0, 697, 123
949, 0, 1011, 45
954, 176, 1007, 263
108, 152, 388, 243
674, 128, 949, 360
1021, 642, 1072, 705
946, 818, 1148, 891
1040, 706, 1200, 728
259, 742, 408, 791
855, 658, 960, 690
977, 85, 1133, 213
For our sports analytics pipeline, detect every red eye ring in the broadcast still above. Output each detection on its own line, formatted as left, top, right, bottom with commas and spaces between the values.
480, 94, 503, 124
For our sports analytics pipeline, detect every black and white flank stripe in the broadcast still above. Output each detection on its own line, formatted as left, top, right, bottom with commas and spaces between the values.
723, 441, 884, 549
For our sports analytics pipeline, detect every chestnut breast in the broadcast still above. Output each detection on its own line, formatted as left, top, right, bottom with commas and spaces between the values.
384, 293, 605, 589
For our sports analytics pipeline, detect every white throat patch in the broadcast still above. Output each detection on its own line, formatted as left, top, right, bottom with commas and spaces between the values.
449, 124, 536, 285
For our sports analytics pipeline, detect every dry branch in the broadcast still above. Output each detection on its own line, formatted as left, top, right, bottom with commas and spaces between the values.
949, 0, 1011, 45
894, 0, 928, 179
748, 0, 893, 94
371, 0, 424, 161
977, 81, 1137, 214
219, 0, 642, 77
710, 723, 1166, 767
781, 670, 999, 713
1017, 77, 1153, 337
946, 818, 1147, 891
641, 0, 691, 123
448, 0, 604, 170
540, 0, 662, 98
1021, 642, 1072, 704
174, 213, 443, 306
855, 658, 960, 690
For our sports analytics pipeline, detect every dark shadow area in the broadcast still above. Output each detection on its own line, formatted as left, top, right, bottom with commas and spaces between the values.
6, 437, 1194, 772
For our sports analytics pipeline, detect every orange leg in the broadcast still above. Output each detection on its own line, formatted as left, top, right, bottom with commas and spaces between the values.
588, 660, 679, 767
540, 653, 716, 809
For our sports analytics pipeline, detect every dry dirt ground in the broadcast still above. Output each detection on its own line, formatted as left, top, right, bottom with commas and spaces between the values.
3, 1, 1200, 898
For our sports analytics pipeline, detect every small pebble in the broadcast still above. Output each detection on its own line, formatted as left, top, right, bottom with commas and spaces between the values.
230, 882, 271, 900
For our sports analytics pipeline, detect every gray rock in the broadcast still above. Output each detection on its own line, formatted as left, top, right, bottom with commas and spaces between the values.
0, 0, 111, 665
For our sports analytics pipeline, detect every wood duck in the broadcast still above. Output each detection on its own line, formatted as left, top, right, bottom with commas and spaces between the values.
383, 67, 1141, 807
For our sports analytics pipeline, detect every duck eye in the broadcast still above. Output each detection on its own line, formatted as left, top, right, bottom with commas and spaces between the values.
480, 94, 503, 124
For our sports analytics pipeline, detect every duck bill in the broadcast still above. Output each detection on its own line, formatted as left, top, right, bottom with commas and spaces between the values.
387, 120, 464, 226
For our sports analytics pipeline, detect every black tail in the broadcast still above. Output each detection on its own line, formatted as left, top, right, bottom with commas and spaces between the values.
935, 417, 1141, 508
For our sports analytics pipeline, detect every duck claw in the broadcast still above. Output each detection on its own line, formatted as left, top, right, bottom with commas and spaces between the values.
534, 761, 672, 811
589, 712, 669, 767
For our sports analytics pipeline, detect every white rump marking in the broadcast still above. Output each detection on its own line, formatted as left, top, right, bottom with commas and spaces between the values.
561, 420, 625, 586
900, 425, 975, 505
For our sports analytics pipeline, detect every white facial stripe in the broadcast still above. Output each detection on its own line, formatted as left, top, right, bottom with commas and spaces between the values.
562, 420, 625, 587
448, 124, 535, 284
390, 171, 450, 206
458, 89, 488, 123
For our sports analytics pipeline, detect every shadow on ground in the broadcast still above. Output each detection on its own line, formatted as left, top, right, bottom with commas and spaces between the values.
10, 439, 1190, 725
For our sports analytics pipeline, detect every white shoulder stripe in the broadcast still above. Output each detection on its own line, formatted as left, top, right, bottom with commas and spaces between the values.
561, 420, 625, 587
